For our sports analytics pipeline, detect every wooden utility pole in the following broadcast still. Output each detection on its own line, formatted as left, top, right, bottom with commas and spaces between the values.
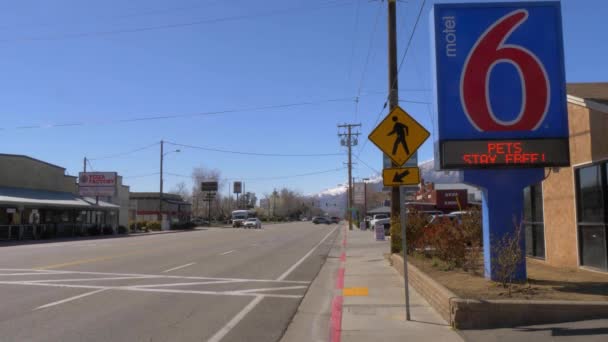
388, 0, 400, 231
159, 140, 164, 221
338, 123, 361, 230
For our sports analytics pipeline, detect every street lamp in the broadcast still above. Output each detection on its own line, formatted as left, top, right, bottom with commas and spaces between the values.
159, 142, 181, 222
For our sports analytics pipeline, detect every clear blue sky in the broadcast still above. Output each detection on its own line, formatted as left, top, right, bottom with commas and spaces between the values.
0, 0, 606, 197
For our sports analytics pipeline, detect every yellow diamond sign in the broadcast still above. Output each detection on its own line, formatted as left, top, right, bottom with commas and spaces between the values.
368, 106, 430, 166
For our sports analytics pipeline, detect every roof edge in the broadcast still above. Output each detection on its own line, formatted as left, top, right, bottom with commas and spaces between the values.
567, 95, 608, 113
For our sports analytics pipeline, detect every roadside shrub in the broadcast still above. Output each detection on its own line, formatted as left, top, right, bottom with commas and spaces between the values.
88, 225, 101, 236
147, 221, 161, 231
102, 225, 114, 235
118, 225, 128, 234
492, 219, 525, 296
136, 221, 148, 230
405, 209, 429, 254
390, 215, 402, 254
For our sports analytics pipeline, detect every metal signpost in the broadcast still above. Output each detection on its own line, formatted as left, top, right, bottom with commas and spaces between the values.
369, 105, 430, 321
201, 182, 218, 226
432, 2, 569, 281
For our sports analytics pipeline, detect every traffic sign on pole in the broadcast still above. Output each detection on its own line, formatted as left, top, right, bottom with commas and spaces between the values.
382, 167, 420, 187
368, 106, 430, 166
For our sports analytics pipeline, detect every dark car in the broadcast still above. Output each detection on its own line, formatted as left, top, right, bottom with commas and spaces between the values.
312, 217, 331, 225
330, 216, 340, 224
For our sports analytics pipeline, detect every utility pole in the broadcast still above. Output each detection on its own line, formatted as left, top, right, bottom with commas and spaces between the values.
387, 0, 410, 321
363, 178, 369, 229
83, 157, 87, 173
338, 123, 361, 230
388, 0, 400, 229
159, 140, 164, 222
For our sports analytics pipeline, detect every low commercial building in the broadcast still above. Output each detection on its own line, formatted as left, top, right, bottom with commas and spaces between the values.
96, 175, 130, 228
129, 192, 191, 225
0, 154, 119, 239
526, 83, 608, 272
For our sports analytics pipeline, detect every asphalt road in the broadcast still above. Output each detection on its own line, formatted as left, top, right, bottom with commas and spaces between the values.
0, 222, 340, 342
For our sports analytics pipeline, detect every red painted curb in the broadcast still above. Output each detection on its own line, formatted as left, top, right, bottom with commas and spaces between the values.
330, 296, 343, 342
340, 251, 346, 262
336, 267, 345, 290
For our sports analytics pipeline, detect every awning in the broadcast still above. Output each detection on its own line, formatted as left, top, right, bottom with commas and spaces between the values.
0, 187, 90, 208
367, 206, 391, 215
0, 187, 117, 210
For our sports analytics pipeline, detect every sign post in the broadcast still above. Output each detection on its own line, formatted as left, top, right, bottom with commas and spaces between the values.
432, 2, 569, 281
368, 105, 429, 321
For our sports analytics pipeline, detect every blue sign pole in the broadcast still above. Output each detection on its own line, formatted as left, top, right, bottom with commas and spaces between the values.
464, 169, 544, 281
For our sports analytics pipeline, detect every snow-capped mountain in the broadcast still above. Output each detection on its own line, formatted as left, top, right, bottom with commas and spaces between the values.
312, 160, 462, 212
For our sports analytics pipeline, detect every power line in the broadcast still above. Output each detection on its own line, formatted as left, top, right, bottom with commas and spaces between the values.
357, 0, 427, 159
165, 141, 344, 157
0, 95, 375, 132
165, 167, 346, 182
354, 2, 383, 122
123, 172, 161, 179
346, 0, 362, 84
0, 1, 352, 43
354, 154, 381, 175
88, 142, 159, 161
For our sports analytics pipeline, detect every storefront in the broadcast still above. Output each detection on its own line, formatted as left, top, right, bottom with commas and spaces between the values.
0, 154, 119, 240
527, 83, 608, 272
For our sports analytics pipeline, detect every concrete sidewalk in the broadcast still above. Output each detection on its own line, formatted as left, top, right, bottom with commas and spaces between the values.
340, 228, 462, 341
282, 226, 463, 342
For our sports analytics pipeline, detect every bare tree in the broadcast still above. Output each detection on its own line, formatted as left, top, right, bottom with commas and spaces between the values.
169, 182, 191, 202
492, 219, 525, 296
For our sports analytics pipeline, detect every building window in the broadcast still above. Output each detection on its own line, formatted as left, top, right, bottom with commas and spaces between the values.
524, 183, 545, 259
575, 163, 608, 271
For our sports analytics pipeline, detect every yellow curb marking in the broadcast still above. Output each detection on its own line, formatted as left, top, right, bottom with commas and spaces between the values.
343, 287, 369, 296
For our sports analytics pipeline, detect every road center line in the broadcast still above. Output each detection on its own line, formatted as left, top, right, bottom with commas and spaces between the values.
34, 288, 109, 310
220, 250, 235, 256
162, 262, 196, 273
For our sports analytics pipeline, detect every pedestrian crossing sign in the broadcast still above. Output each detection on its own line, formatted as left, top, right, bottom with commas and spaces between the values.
368, 106, 430, 166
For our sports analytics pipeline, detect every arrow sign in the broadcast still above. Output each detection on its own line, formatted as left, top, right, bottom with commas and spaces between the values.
392, 170, 411, 183
383, 167, 420, 187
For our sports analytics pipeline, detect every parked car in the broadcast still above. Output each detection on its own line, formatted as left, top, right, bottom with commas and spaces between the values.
370, 214, 389, 229
330, 216, 340, 224
312, 217, 331, 225
191, 218, 209, 226
372, 218, 391, 236
243, 217, 262, 229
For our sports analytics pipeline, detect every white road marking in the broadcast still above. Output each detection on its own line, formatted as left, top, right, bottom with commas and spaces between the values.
276, 226, 338, 281
237, 285, 307, 293
132, 280, 249, 288
34, 288, 108, 310
206, 225, 339, 342
207, 296, 264, 342
0, 268, 309, 284
27, 276, 156, 283
0, 273, 60, 276
162, 262, 196, 273
0, 281, 303, 299
220, 250, 235, 256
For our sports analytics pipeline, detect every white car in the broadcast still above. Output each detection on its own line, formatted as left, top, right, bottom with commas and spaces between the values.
243, 218, 262, 229
370, 214, 389, 229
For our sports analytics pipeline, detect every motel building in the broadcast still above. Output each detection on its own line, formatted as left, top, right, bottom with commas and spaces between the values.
524, 83, 608, 272
0, 154, 120, 240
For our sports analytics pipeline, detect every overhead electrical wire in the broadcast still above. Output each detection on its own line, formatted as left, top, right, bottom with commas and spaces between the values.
164, 167, 346, 182
0, 94, 378, 132
354, 2, 383, 122
345, 0, 362, 84
0, 0, 352, 43
357, 0, 427, 159
88, 142, 159, 161
165, 141, 344, 157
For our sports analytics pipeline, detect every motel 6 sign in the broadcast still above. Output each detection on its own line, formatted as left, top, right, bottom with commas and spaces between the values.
432, 2, 570, 169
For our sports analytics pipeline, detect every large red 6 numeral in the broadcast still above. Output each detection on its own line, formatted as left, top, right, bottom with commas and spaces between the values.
461, 10, 549, 131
